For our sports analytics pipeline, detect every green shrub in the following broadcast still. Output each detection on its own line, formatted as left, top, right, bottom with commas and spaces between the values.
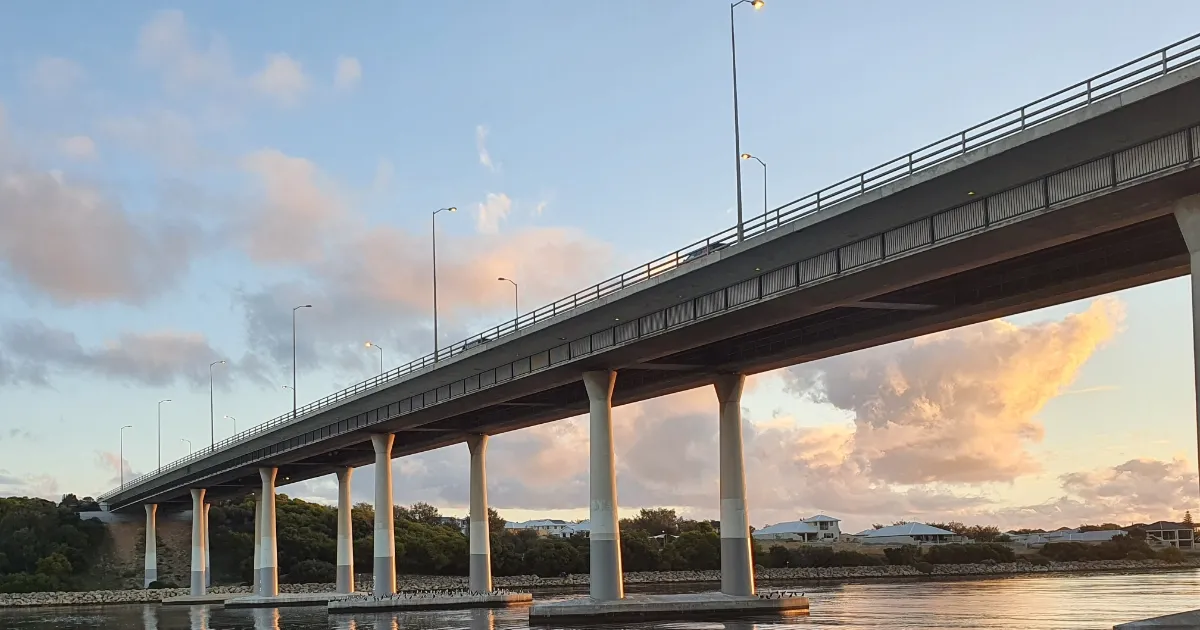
883, 545, 920, 565
922, 544, 1015, 565
912, 561, 934, 574
146, 580, 179, 589
1159, 546, 1186, 564
283, 559, 336, 584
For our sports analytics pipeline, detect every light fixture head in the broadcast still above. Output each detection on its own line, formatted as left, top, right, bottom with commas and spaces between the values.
752, 0, 764, 9
447, 207, 457, 213
741, 153, 752, 160
364, 341, 373, 348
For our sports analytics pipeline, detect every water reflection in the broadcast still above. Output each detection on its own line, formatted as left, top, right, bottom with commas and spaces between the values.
253, 607, 280, 630
332, 617, 358, 630
187, 605, 208, 630
142, 604, 158, 630
470, 608, 495, 630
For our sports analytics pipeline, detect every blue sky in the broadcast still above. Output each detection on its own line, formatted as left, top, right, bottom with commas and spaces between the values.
1, 1, 1198, 531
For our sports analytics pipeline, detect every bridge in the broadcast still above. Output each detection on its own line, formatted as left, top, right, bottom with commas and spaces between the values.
99, 34, 1200, 603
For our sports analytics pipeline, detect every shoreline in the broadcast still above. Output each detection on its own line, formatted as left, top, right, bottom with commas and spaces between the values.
1, 559, 1195, 609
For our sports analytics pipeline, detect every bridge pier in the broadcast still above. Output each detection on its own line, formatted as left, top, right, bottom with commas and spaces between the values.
189, 488, 206, 596
583, 370, 623, 602
714, 374, 755, 596
203, 503, 212, 588
252, 490, 262, 595
1175, 195, 1200, 497
467, 434, 492, 593
371, 433, 397, 596
144, 504, 157, 588
259, 467, 279, 597
335, 467, 354, 594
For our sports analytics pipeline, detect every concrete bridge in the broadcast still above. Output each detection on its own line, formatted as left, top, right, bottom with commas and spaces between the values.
99, 34, 1200, 602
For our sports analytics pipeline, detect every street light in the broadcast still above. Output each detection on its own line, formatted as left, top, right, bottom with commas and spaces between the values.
292, 305, 312, 419
208, 360, 226, 449
181, 438, 193, 456
224, 415, 237, 435
157, 399, 171, 470
497, 277, 519, 321
730, 0, 764, 242
365, 341, 384, 375
432, 207, 457, 358
741, 153, 768, 228
119, 425, 133, 486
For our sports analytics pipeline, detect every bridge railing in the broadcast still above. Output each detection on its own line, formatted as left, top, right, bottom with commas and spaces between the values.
98, 31, 1200, 502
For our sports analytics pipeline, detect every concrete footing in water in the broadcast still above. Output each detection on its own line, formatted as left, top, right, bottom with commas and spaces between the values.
1115, 609, 1200, 628
328, 590, 532, 613
528, 591, 810, 624
224, 592, 354, 609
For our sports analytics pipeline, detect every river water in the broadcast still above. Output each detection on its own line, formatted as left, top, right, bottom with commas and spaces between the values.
1, 570, 1197, 629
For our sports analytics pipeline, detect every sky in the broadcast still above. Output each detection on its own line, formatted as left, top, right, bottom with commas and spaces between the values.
1, 1, 1199, 534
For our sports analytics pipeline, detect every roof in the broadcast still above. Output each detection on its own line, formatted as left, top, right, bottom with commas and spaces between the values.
753, 521, 820, 536
1051, 530, 1125, 542
1141, 521, 1192, 531
858, 523, 956, 538
803, 514, 840, 523
507, 519, 571, 528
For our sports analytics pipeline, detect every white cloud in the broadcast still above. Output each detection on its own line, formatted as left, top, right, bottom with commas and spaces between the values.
533, 200, 548, 216
475, 192, 512, 234
252, 53, 310, 106
136, 10, 235, 93
372, 158, 394, 194
476, 125, 497, 172
0, 469, 58, 500
100, 109, 200, 167
334, 56, 362, 90
28, 57, 84, 93
59, 135, 97, 161
238, 149, 347, 263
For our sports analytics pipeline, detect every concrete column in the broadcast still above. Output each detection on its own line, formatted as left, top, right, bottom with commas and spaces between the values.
143, 504, 158, 588
258, 467, 279, 597
335, 467, 355, 594
203, 503, 212, 588
582, 370, 623, 601
466, 434, 492, 593
371, 434, 396, 596
189, 488, 207, 596
252, 491, 262, 595
714, 374, 755, 596
1176, 194, 1200, 498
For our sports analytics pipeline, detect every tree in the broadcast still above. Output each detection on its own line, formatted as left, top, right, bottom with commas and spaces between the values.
488, 508, 507, 536
1184, 511, 1194, 528
623, 508, 680, 537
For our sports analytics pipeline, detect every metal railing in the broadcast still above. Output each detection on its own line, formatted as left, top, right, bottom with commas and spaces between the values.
98, 32, 1200, 502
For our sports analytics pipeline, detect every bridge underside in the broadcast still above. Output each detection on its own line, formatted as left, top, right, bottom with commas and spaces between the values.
161, 165, 1200, 509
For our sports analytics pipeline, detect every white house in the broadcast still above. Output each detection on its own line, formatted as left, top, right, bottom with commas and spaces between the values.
1007, 529, 1125, 547
854, 523, 960, 545
505, 519, 589, 538
753, 515, 842, 543
1140, 521, 1196, 548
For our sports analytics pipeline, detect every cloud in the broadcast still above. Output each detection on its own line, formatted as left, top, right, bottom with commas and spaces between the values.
58, 136, 97, 161
100, 109, 200, 167
372, 158, 393, 194
95, 451, 139, 487
237, 149, 347, 263
136, 10, 235, 93
533, 201, 548, 217
783, 298, 1123, 485
0, 319, 250, 389
0, 166, 202, 304
476, 125, 496, 172
252, 54, 310, 106
0, 470, 59, 500
476, 193, 512, 234
334, 56, 362, 90
28, 57, 84, 93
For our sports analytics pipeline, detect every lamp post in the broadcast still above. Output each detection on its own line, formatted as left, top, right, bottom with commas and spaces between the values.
119, 425, 133, 486
498, 277, 518, 321
224, 415, 237, 436
730, 0, 764, 242
741, 153, 768, 228
292, 304, 312, 419
157, 399, 171, 470
208, 360, 226, 449
365, 341, 384, 375
181, 438, 192, 456
432, 207, 456, 358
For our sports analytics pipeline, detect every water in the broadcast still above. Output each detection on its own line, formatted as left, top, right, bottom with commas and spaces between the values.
2, 570, 1198, 629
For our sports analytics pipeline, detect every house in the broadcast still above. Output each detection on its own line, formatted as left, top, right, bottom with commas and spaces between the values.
854, 523, 960, 545
505, 519, 589, 538
753, 515, 842, 543
1008, 529, 1125, 547
1137, 521, 1196, 548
